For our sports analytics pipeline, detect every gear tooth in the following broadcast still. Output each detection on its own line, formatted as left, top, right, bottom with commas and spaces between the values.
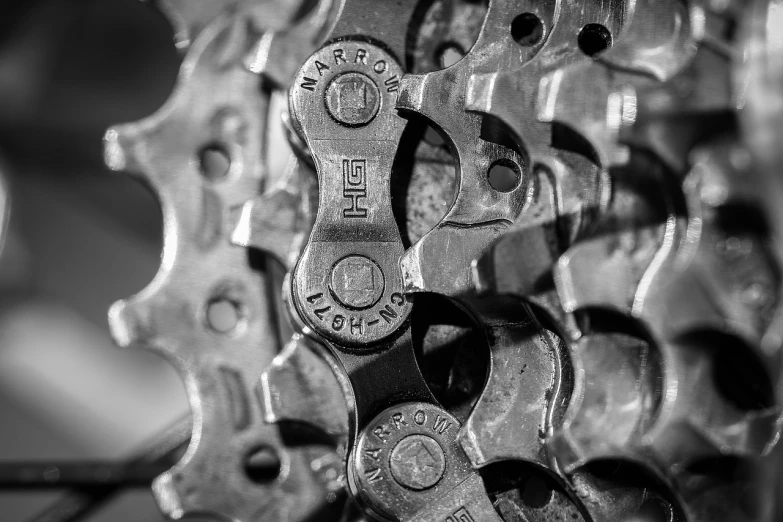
244, 31, 275, 75
459, 321, 560, 469
230, 198, 259, 248
749, 408, 782, 454
243, 32, 305, 88
554, 235, 642, 315
551, 333, 664, 469
395, 74, 427, 113
152, 472, 185, 520
456, 422, 486, 468
403, 224, 511, 297
547, 427, 644, 476
153, 458, 202, 519
568, 462, 684, 522
103, 125, 143, 174
476, 227, 557, 298
150, 0, 302, 54
469, 170, 567, 310
464, 72, 495, 114
107, 298, 149, 348
399, 244, 427, 294
604, 0, 698, 82
243, 0, 342, 87
535, 64, 631, 169
638, 337, 781, 473
259, 335, 349, 440
547, 429, 583, 473
389, 0, 529, 307
535, 69, 560, 125
642, 420, 724, 474
471, 246, 495, 294
230, 186, 303, 268
155, 363, 326, 521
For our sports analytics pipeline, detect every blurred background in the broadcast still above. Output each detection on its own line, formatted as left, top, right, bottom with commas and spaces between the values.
0, 0, 188, 519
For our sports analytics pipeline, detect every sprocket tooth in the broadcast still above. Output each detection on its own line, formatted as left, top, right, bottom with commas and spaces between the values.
102, 12, 343, 522
551, 143, 782, 468
243, 0, 340, 88
554, 219, 681, 317
151, 431, 344, 521
462, 0, 624, 163
399, 1, 624, 304
550, 331, 777, 475
231, 156, 316, 270
260, 333, 351, 442
107, 296, 157, 348
104, 123, 148, 175
459, 306, 569, 469
536, 0, 699, 169
451, 0, 619, 302
609, 2, 740, 175
680, 142, 782, 349
548, 332, 663, 473
552, 149, 685, 320
148, 360, 343, 521
470, 168, 582, 339
394, 0, 542, 299
598, 0, 698, 81
153, 0, 311, 51
642, 334, 780, 469
537, 66, 633, 168
400, 222, 511, 297
677, 456, 770, 522
463, 72, 494, 118
568, 462, 686, 522
738, 0, 783, 365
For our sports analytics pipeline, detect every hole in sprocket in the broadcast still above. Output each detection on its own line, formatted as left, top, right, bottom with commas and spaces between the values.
511, 12, 544, 47
578, 23, 612, 57
244, 445, 282, 483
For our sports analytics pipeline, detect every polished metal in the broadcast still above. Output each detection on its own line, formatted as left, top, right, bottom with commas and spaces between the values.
458, 303, 571, 469
389, 434, 446, 490
396, 0, 533, 298
96, 0, 783, 520
289, 40, 412, 349
352, 403, 501, 522
288, 34, 503, 521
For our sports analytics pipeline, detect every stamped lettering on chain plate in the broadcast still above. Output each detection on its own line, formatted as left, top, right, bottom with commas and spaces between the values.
343, 159, 368, 218
299, 48, 400, 95
446, 507, 474, 522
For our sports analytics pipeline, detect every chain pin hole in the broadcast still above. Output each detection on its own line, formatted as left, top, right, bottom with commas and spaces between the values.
511, 13, 545, 47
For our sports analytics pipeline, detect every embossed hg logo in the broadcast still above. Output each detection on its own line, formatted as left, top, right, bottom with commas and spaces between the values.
445, 507, 474, 522
343, 159, 368, 218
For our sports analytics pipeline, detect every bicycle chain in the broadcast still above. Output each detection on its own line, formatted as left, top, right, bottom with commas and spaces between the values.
105, 0, 783, 521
